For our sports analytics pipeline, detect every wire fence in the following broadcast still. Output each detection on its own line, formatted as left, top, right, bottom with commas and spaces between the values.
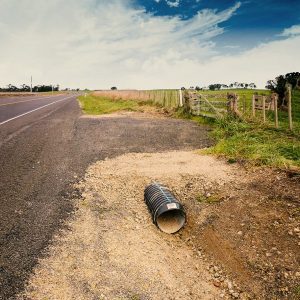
184, 87, 300, 131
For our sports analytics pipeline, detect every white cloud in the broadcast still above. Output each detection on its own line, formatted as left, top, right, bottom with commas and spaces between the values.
280, 25, 300, 37
0, 0, 299, 89
166, 0, 180, 8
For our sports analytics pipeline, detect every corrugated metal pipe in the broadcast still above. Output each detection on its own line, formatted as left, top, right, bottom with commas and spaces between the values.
144, 182, 186, 234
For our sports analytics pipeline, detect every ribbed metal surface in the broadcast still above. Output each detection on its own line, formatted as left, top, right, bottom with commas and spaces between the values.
144, 182, 186, 233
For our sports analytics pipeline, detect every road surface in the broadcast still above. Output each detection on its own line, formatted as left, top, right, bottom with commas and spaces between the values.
0, 94, 212, 299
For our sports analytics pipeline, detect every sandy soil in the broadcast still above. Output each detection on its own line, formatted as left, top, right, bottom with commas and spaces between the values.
18, 151, 240, 300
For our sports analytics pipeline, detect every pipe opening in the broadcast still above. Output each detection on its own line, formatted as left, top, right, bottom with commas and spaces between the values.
156, 209, 186, 234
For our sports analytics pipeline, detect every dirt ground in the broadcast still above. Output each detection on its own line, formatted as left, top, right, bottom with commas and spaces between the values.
18, 148, 300, 299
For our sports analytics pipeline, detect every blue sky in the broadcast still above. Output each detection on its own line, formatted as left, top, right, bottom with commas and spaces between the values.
0, 0, 299, 89
137, 0, 300, 51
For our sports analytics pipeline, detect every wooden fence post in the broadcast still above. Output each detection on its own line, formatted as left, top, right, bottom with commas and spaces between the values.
197, 97, 201, 116
262, 96, 266, 123
287, 85, 293, 131
234, 95, 239, 114
243, 95, 246, 114
179, 89, 183, 107
274, 94, 278, 128
252, 95, 256, 117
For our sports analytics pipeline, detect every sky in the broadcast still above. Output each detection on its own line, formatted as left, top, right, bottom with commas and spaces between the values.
0, 0, 299, 89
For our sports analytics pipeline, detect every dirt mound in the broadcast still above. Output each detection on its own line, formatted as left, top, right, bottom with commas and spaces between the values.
18, 151, 300, 299
18, 151, 237, 300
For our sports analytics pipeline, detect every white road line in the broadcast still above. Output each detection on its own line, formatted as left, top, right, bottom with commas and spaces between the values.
0, 95, 62, 107
0, 95, 75, 127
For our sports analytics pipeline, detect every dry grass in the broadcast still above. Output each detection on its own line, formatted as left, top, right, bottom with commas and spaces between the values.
0, 92, 37, 97
93, 90, 180, 108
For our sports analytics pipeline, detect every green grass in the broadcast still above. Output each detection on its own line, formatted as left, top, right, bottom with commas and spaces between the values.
204, 115, 300, 170
78, 94, 146, 115
78, 93, 161, 115
292, 89, 300, 121
199, 88, 269, 98
196, 194, 222, 204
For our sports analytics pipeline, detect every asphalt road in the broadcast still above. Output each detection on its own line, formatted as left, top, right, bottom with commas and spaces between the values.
0, 94, 73, 122
0, 94, 212, 299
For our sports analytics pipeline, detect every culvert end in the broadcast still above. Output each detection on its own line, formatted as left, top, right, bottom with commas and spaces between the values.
144, 182, 186, 234
156, 208, 186, 234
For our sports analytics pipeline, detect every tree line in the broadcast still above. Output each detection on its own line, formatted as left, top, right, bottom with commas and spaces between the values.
182, 82, 257, 91
0, 84, 60, 92
207, 82, 257, 91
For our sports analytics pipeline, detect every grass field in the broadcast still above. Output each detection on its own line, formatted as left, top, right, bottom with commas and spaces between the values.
78, 93, 157, 115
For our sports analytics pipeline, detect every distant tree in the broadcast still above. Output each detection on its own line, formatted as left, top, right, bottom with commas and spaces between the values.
180, 87, 186, 90
111, 86, 117, 90
7, 84, 17, 92
266, 75, 288, 104
0, 83, 61, 93
32, 85, 55, 92
20, 84, 30, 92
195, 86, 202, 91
208, 84, 222, 91
266, 72, 300, 105
248, 83, 256, 89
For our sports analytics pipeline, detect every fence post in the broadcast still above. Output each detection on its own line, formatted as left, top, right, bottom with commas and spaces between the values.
179, 89, 183, 107
262, 96, 266, 123
287, 85, 293, 131
252, 95, 256, 117
236, 95, 240, 114
274, 94, 278, 128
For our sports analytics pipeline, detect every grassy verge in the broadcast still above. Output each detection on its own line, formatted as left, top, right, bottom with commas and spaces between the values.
203, 116, 300, 170
78, 93, 156, 115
